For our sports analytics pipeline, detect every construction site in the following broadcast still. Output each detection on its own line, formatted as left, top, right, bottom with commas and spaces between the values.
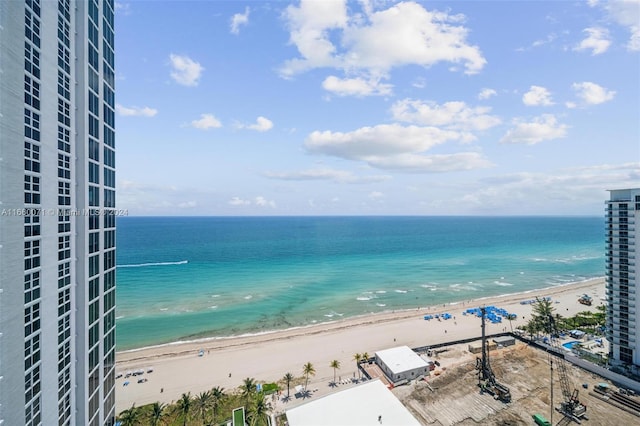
393, 338, 640, 426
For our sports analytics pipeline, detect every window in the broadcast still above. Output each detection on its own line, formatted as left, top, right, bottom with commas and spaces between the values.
104, 188, 115, 207
24, 302, 41, 336
104, 146, 115, 167
57, 98, 70, 126
24, 271, 41, 304
89, 185, 99, 206
24, 41, 41, 78
89, 161, 99, 184
24, 75, 41, 109
24, 175, 41, 205
58, 125, 70, 153
89, 255, 100, 277
58, 181, 70, 206
58, 153, 70, 179
89, 231, 99, 253
24, 141, 41, 172
89, 114, 99, 138
58, 235, 70, 260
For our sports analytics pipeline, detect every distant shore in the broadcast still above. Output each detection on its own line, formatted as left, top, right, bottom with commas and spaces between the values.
115, 277, 605, 412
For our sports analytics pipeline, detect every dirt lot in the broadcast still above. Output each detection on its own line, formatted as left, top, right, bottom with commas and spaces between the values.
393, 342, 640, 426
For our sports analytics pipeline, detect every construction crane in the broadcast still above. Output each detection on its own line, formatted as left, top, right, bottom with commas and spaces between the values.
475, 307, 511, 402
545, 314, 587, 424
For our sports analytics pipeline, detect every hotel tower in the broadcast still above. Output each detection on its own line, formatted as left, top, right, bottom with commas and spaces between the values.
606, 188, 640, 370
0, 1, 116, 425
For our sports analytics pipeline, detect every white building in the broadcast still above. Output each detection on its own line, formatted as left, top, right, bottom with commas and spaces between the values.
606, 188, 640, 369
286, 379, 421, 426
375, 346, 430, 385
0, 1, 117, 425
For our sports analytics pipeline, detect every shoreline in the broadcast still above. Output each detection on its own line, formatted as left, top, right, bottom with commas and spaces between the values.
115, 277, 606, 412
116, 276, 604, 360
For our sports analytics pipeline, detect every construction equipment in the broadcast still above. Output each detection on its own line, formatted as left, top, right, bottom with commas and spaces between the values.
475, 307, 511, 402
545, 315, 587, 424
578, 294, 592, 306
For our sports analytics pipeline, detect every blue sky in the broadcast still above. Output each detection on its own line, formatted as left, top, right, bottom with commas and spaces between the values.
114, 0, 639, 216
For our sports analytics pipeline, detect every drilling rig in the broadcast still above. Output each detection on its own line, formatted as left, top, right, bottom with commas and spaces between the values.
476, 307, 511, 402
545, 314, 587, 424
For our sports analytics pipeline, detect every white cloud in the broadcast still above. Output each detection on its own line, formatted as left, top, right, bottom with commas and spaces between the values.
169, 54, 204, 86
280, 0, 486, 89
574, 27, 611, 55
368, 191, 384, 199
391, 99, 501, 131
264, 168, 391, 184
280, 0, 348, 76
522, 85, 554, 106
604, 0, 640, 51
115, 104, 158, 117
191, 113, 222, 130
478, 88, 497, 100
229, 197, 251, 206
115, 2, 131, 15
500, 114, 568, 145
304, 123, 493, 172
178, 201, 197, 209
237, 116, 274, 132
230, 7, 250, 35
254, 196, 276, 208
322, 75, 392, 97
228, 196, 276, 208
570, 81, 616, 106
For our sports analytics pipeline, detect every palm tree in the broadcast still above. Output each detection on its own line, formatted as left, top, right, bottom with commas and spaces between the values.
176, 392, 192, 426
353, 353, 362, 378
148, 402, 166, 426
283, 372, 294, 400
210, 385, 225, 422
330, 359, 340, 385
241, 377, 257, 403
118, 404, 141, 426
194, 390, 212, 425
248, 393, 272, 426
302, 362, 315, 393
361, 352, 370, 363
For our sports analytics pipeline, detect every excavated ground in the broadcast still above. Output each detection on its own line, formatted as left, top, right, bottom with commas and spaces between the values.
393, 342, 640, 426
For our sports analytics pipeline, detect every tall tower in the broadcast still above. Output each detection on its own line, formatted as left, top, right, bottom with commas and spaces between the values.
605, 188, 640, 370
0, 1, 116, 425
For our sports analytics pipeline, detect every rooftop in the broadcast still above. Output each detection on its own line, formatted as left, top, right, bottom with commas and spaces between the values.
375, 346, 429, 375
286, 379, 421, 426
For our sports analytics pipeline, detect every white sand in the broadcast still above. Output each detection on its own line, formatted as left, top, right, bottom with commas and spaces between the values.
115, 278, 606, 413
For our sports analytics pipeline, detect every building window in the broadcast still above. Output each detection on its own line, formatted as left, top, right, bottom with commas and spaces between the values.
24, 302, 41, 336
58, 181, 70, 206
89, 185, 99, 206
24, 175, 41, 205
24, 271, 41, 304
58, 153, 70, 179
89, 255, 100, 277
24, 240, 41, 270
24, 214, 41, 237
89, 161, 100, 184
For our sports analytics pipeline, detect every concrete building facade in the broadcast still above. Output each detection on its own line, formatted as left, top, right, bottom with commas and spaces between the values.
605, 188, 640, 370
0, 1, 117, 424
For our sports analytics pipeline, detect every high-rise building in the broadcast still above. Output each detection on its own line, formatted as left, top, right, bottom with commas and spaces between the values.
0, 1, 116, 424
605, 188, 640, 370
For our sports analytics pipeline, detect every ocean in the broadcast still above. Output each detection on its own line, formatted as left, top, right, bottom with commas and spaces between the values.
115, 216, 604, 351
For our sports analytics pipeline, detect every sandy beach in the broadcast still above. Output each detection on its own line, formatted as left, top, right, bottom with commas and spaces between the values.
115, 278, 606, 413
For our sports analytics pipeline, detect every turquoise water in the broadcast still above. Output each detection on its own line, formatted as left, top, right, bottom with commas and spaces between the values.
562, 341, 581, 349
115, 216, 604, 350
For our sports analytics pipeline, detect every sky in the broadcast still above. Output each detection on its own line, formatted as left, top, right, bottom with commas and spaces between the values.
114, 0, 640, 216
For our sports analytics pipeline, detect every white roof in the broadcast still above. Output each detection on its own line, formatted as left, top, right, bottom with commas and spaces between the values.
375, 346, 428, 375
286, 379, 421, 426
